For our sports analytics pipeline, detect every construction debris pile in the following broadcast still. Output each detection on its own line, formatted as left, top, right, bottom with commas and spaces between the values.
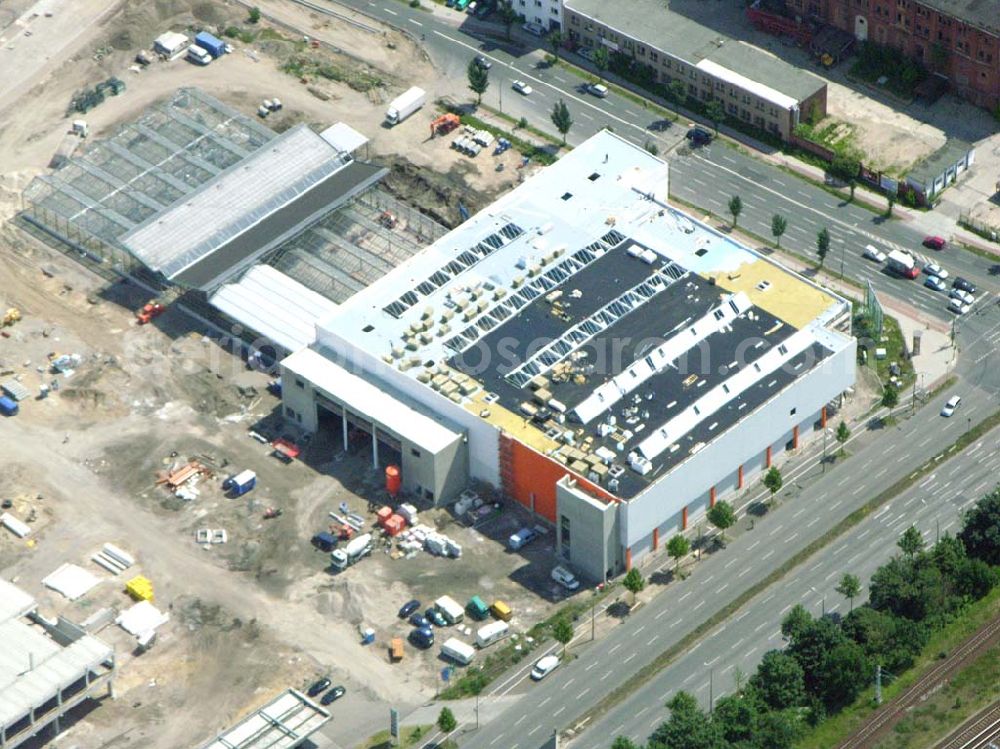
155, 457, 218, 501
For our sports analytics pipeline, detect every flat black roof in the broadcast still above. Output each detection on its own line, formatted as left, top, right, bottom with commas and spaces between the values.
172, 160, 387, 289
448, 244, 830, 498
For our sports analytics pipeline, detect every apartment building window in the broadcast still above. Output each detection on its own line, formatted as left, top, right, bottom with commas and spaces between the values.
650, 51, 658, 62
550, 6, 557, 13
741, 108, 751, 120
742, 94, 750, 104
534, 0, 541, 6
689, 83, 698, 96
754, 115, 765, 127
571, 15, 579, 25
727, 102, 738, 115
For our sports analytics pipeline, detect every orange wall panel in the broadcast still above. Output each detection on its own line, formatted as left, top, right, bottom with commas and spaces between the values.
507, 440, 615, 522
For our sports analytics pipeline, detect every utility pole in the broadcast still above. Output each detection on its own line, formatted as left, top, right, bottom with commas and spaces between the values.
709, 667, 715, 713
475, 693, 480, 729
591, 601, 596, 641
875, 664, 882, 705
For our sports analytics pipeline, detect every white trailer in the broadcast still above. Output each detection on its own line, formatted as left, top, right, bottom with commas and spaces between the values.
441, 637, 476, 665
385, 86, 426, 126
475, 620, 510, 648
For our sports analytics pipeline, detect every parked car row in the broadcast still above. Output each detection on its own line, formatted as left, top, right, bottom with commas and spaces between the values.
306, 677, 347, 705
862, 237, 978, 315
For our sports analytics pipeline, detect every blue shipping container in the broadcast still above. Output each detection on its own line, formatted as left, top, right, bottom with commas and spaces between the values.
194, 31, 225, 58
0, 396, 18, 416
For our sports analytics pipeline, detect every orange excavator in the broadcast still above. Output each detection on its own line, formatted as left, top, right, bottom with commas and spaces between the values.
430, 113, 460, 138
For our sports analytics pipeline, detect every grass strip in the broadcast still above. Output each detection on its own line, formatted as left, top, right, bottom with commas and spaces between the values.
559, 405, 1000, 737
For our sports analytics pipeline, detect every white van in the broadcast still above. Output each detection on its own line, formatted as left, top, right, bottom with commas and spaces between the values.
435, 595, 465, 625
441, 637, 476, 665
475, 620, 510, 648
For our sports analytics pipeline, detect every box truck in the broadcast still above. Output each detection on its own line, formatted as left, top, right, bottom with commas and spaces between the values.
194, 31, 226, 58
886, 249, 919, 279
441, 637, 476, 665
385, 87, 426, 126
331, 533, 373, 570
475, 620, 509, 648
0, 396, 18, 416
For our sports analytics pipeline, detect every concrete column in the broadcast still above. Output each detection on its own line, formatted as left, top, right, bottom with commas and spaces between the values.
793, 425, 799, 449
682, 505, 688, 530
821, 406, 827, 428
372, 429, 379, 468
737, 464, 744, 489
652, 527, 659, 551
710, 486, 716, 508
625, 546, 632, 571
341, 406, 348, 451
766, 445, 772, 468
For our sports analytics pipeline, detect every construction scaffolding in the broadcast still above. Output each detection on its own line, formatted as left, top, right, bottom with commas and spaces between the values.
20, 88, 274, 273
268, 188, 447, 304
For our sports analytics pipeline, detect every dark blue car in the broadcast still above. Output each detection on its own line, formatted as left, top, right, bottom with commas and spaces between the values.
409, 627, 434, 649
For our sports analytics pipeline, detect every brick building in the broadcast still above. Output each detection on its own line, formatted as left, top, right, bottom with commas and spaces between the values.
563, 0, 829, 141
789, 0, 1000, 110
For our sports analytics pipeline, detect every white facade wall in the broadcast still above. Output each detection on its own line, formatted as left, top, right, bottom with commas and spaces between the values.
622, 341, 855, 552
513, 0, 564, 30
314, 328, 501, 486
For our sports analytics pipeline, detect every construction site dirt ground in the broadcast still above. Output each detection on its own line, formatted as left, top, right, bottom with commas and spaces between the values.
0, 0, 571, 747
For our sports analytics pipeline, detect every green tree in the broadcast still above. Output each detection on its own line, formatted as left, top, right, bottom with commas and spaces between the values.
886, 192, 896, 217
707, 500, 736, 544
552, 617, 574, 655
651, 692, 724, 749
593, 46, 610, 81
705, 99, 725, 135
836, 573, 862, 611
248, 6, 262, 23
623, 567, 646, 604
755, 708, 804, 749
781, 604, 814, 642
835, 420, 850, 454
547, 31, 563, 60
728, 195, 742, 228
467, 58, 489, 105
959, 490, 1000, 565
842, 606, 927, 673
667, 534, 690, 574
712, 691, 759, 745
830, 152, 860, 199
868, 555, 947, 622
667, 79, 687, 106
816, 227, 830, 268
771, 214, 787, 248
551, 98, 573, 144
498, 1, 518, 40
750, 650, 806, 710
881, 384, 899, 410
762, 466, 783, 502
817, 641, 871, 710
611, 737, 639, 749
437, 706, 457, 733
898, 525, 925, 557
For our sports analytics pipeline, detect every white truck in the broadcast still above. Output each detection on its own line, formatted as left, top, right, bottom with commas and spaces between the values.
441, 637, 476, 665
385, 86, 426, 126
186, 45, 213, 65
331, 533, 373, 570
886, 249, 919, 279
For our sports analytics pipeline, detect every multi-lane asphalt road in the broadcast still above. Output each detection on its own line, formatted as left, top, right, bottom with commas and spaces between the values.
332, 0, 1000, 325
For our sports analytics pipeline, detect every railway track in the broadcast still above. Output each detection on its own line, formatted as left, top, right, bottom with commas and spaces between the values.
838, 615, 1000, 749
935, 701, 1000, 749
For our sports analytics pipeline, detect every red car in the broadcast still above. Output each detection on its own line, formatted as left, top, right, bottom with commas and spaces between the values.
923, 236, 946, 250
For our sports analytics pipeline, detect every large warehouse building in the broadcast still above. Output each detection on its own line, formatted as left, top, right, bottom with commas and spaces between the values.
282, 130, 855, 580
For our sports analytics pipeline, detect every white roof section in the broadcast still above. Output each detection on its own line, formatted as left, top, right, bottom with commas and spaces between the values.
199, 689, 330, 749
42, 564, 101, 601
0, 580, 35, 621
154, 31, 188, 54
122, 125, 352, 280
695, 59, 798, 111
210, 265, 338, 352
0, 581, 113, 728
116, 601, 170, 636
320, 122, 369, 154
284, 347, 460, 453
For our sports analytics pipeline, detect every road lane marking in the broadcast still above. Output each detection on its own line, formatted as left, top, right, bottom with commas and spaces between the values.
609, 644, 622, 655
693, 600, 705, 610
679, 591, 692, 602
647, 635, 659, 646
383, 7, 398, 14
768, 524, 784, 536
408, 18, 422, 26
624, 653, 637, 664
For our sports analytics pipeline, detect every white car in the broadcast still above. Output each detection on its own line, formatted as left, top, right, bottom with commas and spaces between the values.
863, 244, 887, 263
587, 83, 609, 98
522, 21, 546, 37
512, 80, 533, 95
923, 261, 948, 279
531, 654, 560, 680
948, 298, 970, 315
940, 395, 961, 417
551, 565, 580, 591
949, 288, 974, 305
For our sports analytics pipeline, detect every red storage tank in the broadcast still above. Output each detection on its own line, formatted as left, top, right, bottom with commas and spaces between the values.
385, 465, 401, 497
